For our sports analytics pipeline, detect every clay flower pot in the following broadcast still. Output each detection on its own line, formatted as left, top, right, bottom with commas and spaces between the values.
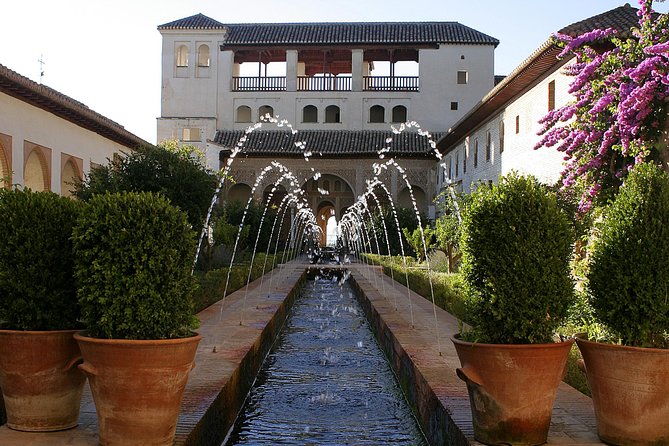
452, 335, 574, 446
74, 332, 201, 446
576, 336, 669, 445
0, 329, 86, 431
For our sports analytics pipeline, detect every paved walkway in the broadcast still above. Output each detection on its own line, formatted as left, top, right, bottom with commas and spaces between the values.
0, 259, 603, 445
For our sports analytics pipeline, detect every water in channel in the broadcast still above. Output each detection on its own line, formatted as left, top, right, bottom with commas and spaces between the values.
225, 269, 428, 445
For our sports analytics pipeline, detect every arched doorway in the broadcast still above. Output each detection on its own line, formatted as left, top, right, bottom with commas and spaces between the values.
302, 173, 355, 222
227, 183, 252, 204
262, 184, 287, 209
316, 202, 336, 246
398, 185, 427, 215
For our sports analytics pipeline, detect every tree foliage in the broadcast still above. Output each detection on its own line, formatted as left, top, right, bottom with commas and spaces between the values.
73, 141, 217, 233
536, 0, 669, 214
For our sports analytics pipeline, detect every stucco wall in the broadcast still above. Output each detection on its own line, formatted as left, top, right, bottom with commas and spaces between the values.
0, 91, 128, 194
439, 60, 573, 194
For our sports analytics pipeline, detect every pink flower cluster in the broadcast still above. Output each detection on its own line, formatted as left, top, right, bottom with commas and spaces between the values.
535, 0, 669, 214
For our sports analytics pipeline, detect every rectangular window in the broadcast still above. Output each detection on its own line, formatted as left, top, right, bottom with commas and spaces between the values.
515, 115, 520, 134
463, 141, 468, 174
455, 152, 459, 177
457, 71, 468, 84
448, 157, 452, 179
182, 128, 201, 142
486, 130, 492, 161
474, 139, 479, 168
548, 80, 556, 111
499, 121, 505, 153
450, 101, 458, 110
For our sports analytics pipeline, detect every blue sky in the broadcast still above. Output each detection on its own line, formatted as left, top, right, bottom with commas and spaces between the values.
1, 0, 667, 143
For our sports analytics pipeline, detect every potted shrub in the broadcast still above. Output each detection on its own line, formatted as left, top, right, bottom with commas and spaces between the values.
452, 173, 575, 445
577, 162, 669, 445
0, 188, 86, 431
72, 191, 200, 446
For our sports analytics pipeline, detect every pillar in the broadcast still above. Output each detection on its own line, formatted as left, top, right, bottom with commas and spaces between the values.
286, 50, 298, 92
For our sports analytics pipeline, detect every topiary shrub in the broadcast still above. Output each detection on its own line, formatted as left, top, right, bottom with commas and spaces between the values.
460, 173, 574, 344
0, 189, 81, 330
73, 191, 198, 340
588, 163, 669, 348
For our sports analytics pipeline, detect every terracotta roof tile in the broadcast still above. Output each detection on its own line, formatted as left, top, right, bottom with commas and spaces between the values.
213, 129, 443, 158
159, 15, 499, 47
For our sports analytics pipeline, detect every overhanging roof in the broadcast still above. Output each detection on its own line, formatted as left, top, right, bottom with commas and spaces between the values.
0, 64, 150, 150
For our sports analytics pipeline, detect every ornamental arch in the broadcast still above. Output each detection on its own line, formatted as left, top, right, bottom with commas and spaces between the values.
0, 135, 10, 189
398, 184, 427, 214
24, 145, 50, 192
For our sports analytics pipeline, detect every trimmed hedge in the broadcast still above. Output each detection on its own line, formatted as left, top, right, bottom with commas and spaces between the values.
73, 192, 198, 339
0, 189, 81, 330
588, 163, 669, 348
460, 173, 574, 344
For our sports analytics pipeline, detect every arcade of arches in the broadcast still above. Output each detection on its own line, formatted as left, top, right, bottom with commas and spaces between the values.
222, 158, 437, 246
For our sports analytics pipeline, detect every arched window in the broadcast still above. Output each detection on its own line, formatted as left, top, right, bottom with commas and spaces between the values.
258, 105, 274, 121
61, 159, 81, 198
197, 44, 210, 67
392, 105, 407, 123
369, 105, 385, 123
176, 45, 188, 67
0, 141, 9, 188
24, 148, 49, 192
236, 106, 252, 123
303, 105, 318, 123
325, 105, 340, 123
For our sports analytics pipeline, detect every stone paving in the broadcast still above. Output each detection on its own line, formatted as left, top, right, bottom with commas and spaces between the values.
0, 260, 604, 446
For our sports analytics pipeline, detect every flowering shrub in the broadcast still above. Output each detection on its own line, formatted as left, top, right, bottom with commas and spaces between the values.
536, 0, 669, 213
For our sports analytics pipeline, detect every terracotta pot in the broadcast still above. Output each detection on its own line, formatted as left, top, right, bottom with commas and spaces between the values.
576, 336, 669, 445
0, 329, 86, 431
452, 335, 573, 446
74, 332, 201, 446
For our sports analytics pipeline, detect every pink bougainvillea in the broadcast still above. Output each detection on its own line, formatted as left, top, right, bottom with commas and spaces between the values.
536, 0, 669, 214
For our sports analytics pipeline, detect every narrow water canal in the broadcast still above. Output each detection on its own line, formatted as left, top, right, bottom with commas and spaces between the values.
226, 269, 427, 445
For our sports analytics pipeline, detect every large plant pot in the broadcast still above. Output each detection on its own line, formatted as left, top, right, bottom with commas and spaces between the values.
576, 336, 669, 445
452, 335, 573, 445
74, 332, 201, 446
0, 329, 86, 431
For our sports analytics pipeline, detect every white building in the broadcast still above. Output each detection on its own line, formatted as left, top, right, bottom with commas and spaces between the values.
156, 15, 499, 237
0, 64, 149, 196
435, 4, 641, 194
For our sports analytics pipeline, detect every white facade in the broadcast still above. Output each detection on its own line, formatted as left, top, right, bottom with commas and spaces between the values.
157, 22, 496, 159
0, 65, 148, 196
437, 62, 572, 194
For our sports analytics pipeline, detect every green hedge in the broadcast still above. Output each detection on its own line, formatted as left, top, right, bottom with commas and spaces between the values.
0, 189, 81, 330
588, 163, 669, 348
73, 192, 198, 340
193, 251, 289, 312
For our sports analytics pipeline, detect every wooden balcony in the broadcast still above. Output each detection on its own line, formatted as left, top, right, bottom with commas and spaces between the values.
230, 76, 419, 92
363, 76, 419, 91
232, 76, 286, 91
297, 76, 351, 91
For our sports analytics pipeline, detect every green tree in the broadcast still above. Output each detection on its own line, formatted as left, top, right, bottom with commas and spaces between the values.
402, 225, 436, 262
434, 189, 470, 272
73, 141, 217, 233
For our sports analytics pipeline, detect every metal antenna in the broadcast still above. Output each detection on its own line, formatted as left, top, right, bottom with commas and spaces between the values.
38, 55, 45, 83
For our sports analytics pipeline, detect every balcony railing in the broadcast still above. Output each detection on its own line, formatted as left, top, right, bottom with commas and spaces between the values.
363, 76, 419, 91
230, 76, 419, 92
297, 76, 351, 91
232, 76, 286, 91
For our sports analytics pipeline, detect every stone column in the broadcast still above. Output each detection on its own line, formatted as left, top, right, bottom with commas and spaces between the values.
286, 50, 298, 92
352, 49, 364, 92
